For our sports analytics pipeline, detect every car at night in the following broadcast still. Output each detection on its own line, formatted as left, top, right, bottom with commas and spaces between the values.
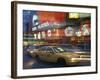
27, 45, 40, 54
28, 45, 90, 65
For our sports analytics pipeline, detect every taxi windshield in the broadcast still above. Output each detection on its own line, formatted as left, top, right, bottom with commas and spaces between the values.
53, 47, 66, 53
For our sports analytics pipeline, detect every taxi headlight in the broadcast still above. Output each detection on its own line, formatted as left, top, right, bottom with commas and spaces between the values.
74, 51, 85, 53
71, 58, 76, 61
30, 51, 33, 53
71, 58, 79, 62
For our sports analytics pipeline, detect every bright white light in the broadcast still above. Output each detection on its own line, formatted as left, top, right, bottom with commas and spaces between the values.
34, 34, 37, 39
38, 32, 41, 39
47, 30, 51, 37
32, 15, 39, 26
33, 15, 38, 21
42, 31, 46, 38
75, 31, 82, 37
74, 51, 85, 53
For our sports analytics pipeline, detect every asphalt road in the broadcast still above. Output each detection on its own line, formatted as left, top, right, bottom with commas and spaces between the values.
23, 47, 90, 69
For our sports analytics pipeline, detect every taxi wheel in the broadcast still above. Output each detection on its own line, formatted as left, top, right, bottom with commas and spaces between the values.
35, 55, 40, 61
57, 58, 66, 65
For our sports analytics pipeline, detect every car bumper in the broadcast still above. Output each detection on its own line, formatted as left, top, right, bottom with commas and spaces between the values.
71, 58, 90, 61
66, 58, 90, 66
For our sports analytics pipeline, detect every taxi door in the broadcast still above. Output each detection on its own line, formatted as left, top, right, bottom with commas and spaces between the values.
43, 47, 57, 62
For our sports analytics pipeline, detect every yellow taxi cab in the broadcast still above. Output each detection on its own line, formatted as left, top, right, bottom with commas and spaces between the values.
28, 45, 90, 65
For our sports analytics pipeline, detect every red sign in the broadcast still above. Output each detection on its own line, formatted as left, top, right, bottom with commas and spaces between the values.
37, 11, 67, 23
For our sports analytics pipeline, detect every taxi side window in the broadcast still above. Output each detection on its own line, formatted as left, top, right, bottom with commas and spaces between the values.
46, 48, 53, 54
39, 47, 46, 51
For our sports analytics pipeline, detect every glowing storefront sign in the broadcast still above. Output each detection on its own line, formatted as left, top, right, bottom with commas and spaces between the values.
65, 27, 74, 36
34, 34, 37, 39
81, 24, 90, 36
32, 15, 39, 26
69, 13, 79, 18
75, 31, 82, 37
41, 31, 46, 38
32, 14, 39, 31
37, 32, 41, 39
38, 22, 50, 29
32, 27, 37, 31
47, 30, 51, 37
56, 29, 59, 36
32, 11, 66, 32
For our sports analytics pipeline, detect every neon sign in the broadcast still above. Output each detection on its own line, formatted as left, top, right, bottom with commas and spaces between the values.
65, 27, 74, 36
